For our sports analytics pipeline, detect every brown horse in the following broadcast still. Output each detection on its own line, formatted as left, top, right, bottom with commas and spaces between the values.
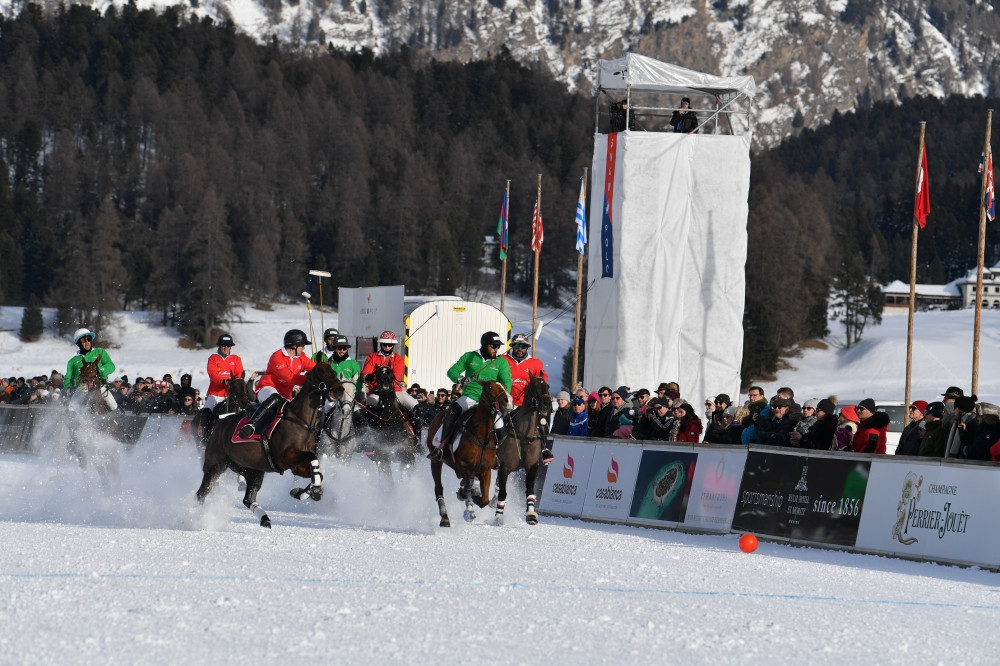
495, 374, 552, 526
196, 377, 254, 446
355, 365, 418, 478
195, 363, 344, 528
67, 357, 126, 485
427, 380, 511, 526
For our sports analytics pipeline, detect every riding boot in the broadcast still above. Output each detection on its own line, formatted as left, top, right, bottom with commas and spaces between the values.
239, 394, 283, 439
428, 402, 463, 460
195, 408, 212, 443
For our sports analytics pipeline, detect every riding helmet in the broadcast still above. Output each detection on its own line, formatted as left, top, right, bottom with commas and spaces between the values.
216, 333, 235, 347
73, 328, 96, 344
378, 331, 398, 345
511, 333, 531, 347
480, 331, 503, 348
323, 328, 339, 340
283, 329, 311, 347
332, 335, 351, 348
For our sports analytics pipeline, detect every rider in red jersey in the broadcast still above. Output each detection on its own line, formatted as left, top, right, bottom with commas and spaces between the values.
502, 332, 552, 462
194, 333, 245, 444
360, 330, 417, 414
238, 329, 316, 438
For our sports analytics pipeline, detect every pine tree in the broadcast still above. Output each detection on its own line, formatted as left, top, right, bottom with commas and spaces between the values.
18, 294, 44, 342
832, 254, 885, 348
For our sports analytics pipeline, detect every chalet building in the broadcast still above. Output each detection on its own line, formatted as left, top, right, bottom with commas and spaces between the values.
883, 261, 1000, 313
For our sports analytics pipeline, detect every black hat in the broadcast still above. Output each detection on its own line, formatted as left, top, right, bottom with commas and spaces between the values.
217, 333, 235, 347
648, 397, 671, 409
635, 388, 650, 398
955, 395, 977, 413
925, 401, 945, 419
681, 97, 691, 105
817, 398, 836, 415
942, 386, 964, 399
715, 393, 732, 406
772, 397, 793, 409
858, 398, 877, 414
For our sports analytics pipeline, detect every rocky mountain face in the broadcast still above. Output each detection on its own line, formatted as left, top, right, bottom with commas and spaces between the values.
33, 0, 1000, 147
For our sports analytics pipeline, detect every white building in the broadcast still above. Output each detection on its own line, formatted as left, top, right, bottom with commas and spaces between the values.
883, 261, 1000, 313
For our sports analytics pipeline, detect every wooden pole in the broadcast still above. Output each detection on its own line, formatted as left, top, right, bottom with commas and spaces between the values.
972, 109, 993, 396
904, 123, 926, 426
532, 174, 541, 345
500, 180, 510, 315
572, 168, 588, 390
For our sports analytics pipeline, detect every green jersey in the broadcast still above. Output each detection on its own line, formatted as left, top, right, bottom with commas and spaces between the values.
447, 351, 512, 402
64, 348, 116, 389
329, 356, 361, 386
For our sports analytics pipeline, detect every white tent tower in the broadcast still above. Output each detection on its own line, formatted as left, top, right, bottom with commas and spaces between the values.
584, 54, 755, 405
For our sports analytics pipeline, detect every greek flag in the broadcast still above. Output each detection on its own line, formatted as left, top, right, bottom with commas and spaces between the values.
575, 176, 587, 255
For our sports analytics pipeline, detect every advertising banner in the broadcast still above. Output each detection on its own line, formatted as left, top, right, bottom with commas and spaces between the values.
732, 450, 870, 546
0, 406, 33, 453
581, 443, 643, 522
682, 448, 747, 532
539, 438, 596, 516
856, 461, 1000, 568
627, 447, 699, 526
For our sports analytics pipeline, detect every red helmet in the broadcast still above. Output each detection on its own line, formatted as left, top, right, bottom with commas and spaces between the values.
378, 331, 398, 345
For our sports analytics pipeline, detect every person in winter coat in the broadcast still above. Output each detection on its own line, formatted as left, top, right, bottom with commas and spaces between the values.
239, 329, 316, 439
834, 404, 860, 451
669, 97, 699, 133
566, 396, 590, 437
797, 398, 840, 450
740, 399, 769, 444
895, 400, 928, 456
758, 398, 796, 447
604, 388, 633, 438
551, 391, 572, 436
703, 394, 733, 443
918, 402, 948, 457
669, 402, 703, 442
632, 397, 674, 441
961, 413, 1000, 460
789, 398, 819, 447
853, 398, 891, 454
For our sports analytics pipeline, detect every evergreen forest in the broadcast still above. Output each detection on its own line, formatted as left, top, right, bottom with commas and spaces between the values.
0, 4, 997, 381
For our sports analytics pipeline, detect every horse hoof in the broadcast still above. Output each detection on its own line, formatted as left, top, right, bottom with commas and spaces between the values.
260, 515, 271, 528
495, 514, 504, 526
440, 516, 451, 528
309, 486, 323, 501
526, 511, 538, 526
463, 509, 475, 522
290, 487, 308, 500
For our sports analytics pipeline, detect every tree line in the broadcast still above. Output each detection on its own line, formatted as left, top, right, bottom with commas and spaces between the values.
1, 4, 996, 383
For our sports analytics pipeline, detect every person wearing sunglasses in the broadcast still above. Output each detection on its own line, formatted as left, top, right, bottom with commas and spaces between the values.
194, 332, 245, 445
427, 331, 512, 460
502, 333, 549, 408
326, 335, 360, 407
360, 330, 417, 415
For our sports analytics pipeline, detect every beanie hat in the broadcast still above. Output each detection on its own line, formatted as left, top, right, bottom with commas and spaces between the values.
772, 397, 793, 409
557, 390, 571, 401
665, 389, 681, 400
715, 394, 732, 406
840, 405, 859, 422
817, 398, 836, 415
910, 400, 929, 414
925, 401, 945, 419
589, 392, 600, 402
803, 398, 820, 410
955, 395, 977, 413
858, 398, 877, 414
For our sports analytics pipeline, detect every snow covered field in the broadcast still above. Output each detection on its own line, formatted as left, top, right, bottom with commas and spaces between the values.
2, 303, 1000, 663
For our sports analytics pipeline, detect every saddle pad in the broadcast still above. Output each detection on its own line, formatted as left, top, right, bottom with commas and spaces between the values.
229, 409, 284, 444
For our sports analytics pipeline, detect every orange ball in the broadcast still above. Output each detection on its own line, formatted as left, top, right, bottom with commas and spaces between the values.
739, 533, 759, 553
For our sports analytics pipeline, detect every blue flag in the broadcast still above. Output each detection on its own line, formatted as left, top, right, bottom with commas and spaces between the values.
575, 177, 587, 254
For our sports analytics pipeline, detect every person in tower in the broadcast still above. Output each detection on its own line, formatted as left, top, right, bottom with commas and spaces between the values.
426, 331, 513, 461
311, 328, 340, 363
360, 330, 418, 414
238, 329, 315, 439
194, 333, 245, 444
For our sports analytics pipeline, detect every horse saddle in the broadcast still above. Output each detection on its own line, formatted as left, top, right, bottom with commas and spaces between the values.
230, 405, 286, 444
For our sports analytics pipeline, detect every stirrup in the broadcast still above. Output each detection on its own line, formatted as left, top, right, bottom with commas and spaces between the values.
238, 424, 255, 439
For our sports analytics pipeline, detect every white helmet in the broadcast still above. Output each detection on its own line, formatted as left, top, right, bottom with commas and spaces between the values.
378, 331, 398, 345
73, 328, 96, 344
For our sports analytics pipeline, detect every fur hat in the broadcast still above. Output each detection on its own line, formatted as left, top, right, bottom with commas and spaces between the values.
772, 397, 793, 409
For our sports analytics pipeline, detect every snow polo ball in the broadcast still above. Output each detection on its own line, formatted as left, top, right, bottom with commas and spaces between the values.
739, 533, 759, 553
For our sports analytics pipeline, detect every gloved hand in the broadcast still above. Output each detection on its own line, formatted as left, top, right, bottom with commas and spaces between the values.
363, 373, 374, 384
460, 377, 472, 387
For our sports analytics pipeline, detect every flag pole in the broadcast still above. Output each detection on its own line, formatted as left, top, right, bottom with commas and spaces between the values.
500, 180, 510, 315
904, 123, 926, 427
532, 174, 542, 345
972, 109, 993, 395
572, 168, 587, 390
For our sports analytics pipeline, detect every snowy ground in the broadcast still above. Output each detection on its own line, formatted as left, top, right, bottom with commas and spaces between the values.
2, 303, 1000, 662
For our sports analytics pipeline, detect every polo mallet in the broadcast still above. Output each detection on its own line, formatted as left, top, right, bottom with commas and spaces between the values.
302, 291, 316, 349
308, 269, 331, 336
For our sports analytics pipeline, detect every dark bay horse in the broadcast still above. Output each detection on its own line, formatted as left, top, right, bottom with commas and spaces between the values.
354, 365, 418, 477
427, 380, 511, 526
196, 363, 344, 528
197, 377, 254, 446
66, 356, 128, 485
495, 374, 552, 526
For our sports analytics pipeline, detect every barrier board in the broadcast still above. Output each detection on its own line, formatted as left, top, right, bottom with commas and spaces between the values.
680, 448, 747, 532
539, 437, 597, 516
580, 443, 643, 521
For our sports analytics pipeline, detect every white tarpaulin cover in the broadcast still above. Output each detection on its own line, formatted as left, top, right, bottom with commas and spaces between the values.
595, 53, 756, 99
584, 131, 750, 404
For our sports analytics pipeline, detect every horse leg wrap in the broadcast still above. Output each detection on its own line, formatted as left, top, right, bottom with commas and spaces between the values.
526, 495, 537, 512
436, 496, 448, 516
496, 500, 505, 516
250, 502, 267, 521
310, 459, 323, 487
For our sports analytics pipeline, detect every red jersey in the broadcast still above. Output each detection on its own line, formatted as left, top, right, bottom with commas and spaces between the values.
503, 354, 548, 406
255, 348, 316, 400
361, 352, 405, 392
207, 352, 245, 398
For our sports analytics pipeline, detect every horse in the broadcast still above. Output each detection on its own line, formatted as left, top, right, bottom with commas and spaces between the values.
195, 363, 344, 528
494, 374, 552, 526
353, 365, 418, 478
427, 379, 511, 526
196, 377, 254, 447
66, 356, 127, 486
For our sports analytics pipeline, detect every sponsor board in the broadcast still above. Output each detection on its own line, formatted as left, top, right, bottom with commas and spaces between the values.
135, 415, 178, 449
682, 448, 747, 532
732, 450, 870, 546
581, 443, 643, 521
856, 461, 1000, 567
627, 447, 698, 526
539, 437, 596, 516
0, 406, 34, 453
